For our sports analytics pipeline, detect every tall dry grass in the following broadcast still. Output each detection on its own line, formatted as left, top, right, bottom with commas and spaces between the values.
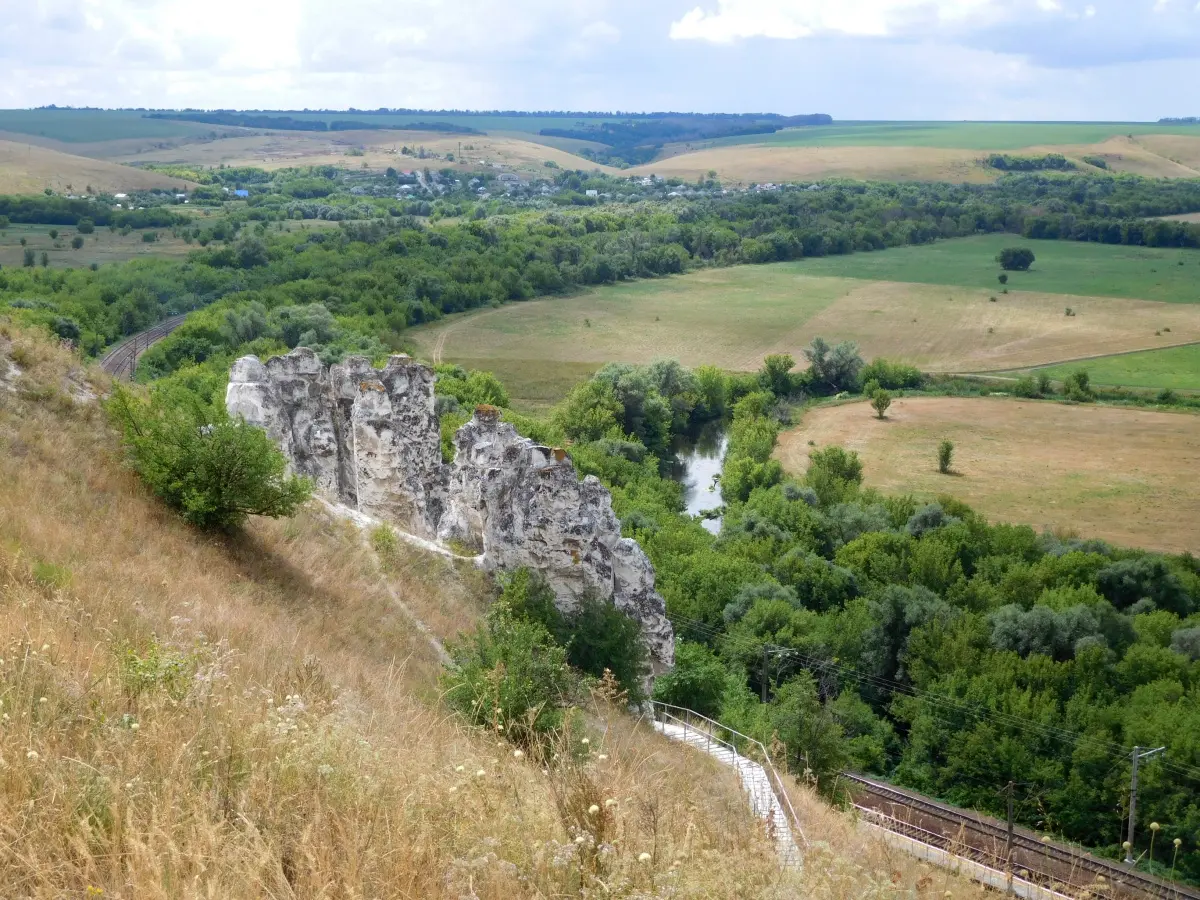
0, 323, 992, 898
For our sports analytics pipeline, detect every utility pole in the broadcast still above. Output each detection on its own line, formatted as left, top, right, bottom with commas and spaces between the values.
1004, 781, 1015, 895
761, 645, 769, 703
1125, 745, 1166, 865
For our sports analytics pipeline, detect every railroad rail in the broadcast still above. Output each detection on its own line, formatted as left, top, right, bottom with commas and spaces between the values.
99, 313, 189, 379
845, 773, 1199, 900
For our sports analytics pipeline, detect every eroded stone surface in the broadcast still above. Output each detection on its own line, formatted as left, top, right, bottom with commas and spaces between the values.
227, 350, 674, 673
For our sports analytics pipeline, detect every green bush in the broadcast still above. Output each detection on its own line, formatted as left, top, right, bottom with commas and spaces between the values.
997, 247, 1035, 271
652, 641, 727, 718
442, 601, 575, 748
498, 569, 649, 703
1062, 369, 1094, 402
106, 385, 312, 531
937, 439, 954, 474
859, 357, 923, 390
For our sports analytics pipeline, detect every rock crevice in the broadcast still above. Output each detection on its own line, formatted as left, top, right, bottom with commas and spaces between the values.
227, 350, 673, 673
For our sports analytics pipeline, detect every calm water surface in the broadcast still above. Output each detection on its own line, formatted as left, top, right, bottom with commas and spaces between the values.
670, 421, 729, 535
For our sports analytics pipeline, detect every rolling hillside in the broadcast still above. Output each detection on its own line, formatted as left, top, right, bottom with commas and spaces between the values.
0, 138, 195, 194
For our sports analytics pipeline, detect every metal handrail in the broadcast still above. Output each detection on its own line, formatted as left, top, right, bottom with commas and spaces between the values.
650, 700, 807, 849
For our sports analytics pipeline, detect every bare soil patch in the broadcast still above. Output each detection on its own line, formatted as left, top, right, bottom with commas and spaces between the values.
776, 396, 1200, 553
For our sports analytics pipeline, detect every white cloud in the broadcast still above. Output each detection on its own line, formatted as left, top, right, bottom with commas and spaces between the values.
669, 0, 1022, 42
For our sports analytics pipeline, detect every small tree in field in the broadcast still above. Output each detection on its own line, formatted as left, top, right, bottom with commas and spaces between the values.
998, 273, 1008, 285
870, 388, 892, 419
106, 386, 312, 532
997, 248, 1035, 271
937, 440, 954, 474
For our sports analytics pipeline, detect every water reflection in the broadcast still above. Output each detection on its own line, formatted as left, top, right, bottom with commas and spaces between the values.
670, 421, 729, 535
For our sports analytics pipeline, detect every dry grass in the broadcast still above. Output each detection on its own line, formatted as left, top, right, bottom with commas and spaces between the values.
111, 129, 612, 177
628, 134, 1200, 185
0, 139, 194, 195
627, 145, 997, 185
413, 273, 1200, 383
0, 322, 997, 898
776, 396, 1200, 553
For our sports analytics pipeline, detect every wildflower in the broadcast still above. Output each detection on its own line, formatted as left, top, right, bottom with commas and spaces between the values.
38, 697, 47, 704
638, 852, 652, 864
513, 749, 524, 759
476, 769, 486, 778
1175, 838, 1183, 848
1150, 822, 1161, 832
588, 804, 600, 816
130, 722, 139, 731
455, 765, 465, 773
581, 737, 590, 745
26, 750, 38, 761
598, 753, 608, 761
41, 644, 49, 652
575, 835, 587, 844
605, 798, 618, 809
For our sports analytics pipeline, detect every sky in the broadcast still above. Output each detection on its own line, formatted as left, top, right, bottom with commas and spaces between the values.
1, 0, 1198, 119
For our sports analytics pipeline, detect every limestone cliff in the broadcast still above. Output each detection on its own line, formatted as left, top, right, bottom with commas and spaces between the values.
227, 350, 674, 673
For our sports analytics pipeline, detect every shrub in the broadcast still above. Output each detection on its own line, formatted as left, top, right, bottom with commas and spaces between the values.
805, 446, 864, 507
998, 272, 1009, 284
860, 357, 923, 390
76, 218, 95, 234
1012, 375, 1040, 398
48, 228, 58, 239
937, 439, 954, 474
498, 569, 648, 702
652, 641, 727, 718
142, 231, 158, 243
71, 235, 84, 250
22, 248, 34, 267
997, 247, 1035, 271
442, 601, 575, 749
106, 385, 312, 531
906, 502, 958, 538
1062, 369, 1094, 402
870, 388, 892, 419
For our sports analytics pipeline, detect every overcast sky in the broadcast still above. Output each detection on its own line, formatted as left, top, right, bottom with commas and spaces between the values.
2, 0, 1198, 119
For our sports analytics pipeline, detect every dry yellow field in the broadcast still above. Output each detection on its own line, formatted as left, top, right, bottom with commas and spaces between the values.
628, 144, 997, 184
628, 134, 1200, 184
413, 272, 1200, 377
776, 396, 1200, 553
1160, 212, 1200, 224
0, 138, 195, 194
112, 128, 612, 176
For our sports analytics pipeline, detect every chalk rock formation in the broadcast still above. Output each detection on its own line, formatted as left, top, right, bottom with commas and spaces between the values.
227, 350, 674, 673
226, 349, 445, 536
440, 407, 673, 671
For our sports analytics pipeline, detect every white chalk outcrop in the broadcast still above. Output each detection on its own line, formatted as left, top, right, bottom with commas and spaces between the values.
227, 349, 674, 673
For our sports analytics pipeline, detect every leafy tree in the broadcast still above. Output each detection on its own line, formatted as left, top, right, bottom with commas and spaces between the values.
39, 251, 49, 267
48, 228, 58, 239
71, 235, 84, 250
805, 446, 863, 507
759, 353, 796, 398
1096, 557, 1194, 616
106, 385, 312, 532
804, 337, 864, 394
22, 248, 34, 267
860, 357, 922, 390
652, 640, 727, 718
76, 218, 94, 234
937, 439, 954, 474
1062, 369, 1094, 402
767, 673, 846, 791
552, 378, 623, 443
998, 273, 1008, 285
997, 247, 1035, 271
870, 388, 892, 419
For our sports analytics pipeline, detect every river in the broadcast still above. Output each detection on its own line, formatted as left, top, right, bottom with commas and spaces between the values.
670, 421, 729, 535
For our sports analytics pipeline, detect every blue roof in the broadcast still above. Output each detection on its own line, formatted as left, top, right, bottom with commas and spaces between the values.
234, 189, 249, 197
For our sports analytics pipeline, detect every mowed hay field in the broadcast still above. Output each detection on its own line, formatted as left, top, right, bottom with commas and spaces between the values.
0, 223, 196, 269
413, 236, 1200, 407
776, 396, 1200, 553
0, 139, 194, 195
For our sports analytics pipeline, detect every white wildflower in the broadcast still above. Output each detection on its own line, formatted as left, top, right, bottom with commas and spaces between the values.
588, 804, 600, 816
638, 852, 652, 863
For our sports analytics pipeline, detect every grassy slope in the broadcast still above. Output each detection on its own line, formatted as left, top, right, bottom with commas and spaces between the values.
792, 235, 1200, 304
0, 323, 987, 898
1021, 344, 1200, 391
0, 110, 202, 143
776, 396, 1200, 553
700, 121, 1200, 150
0, 138, 195, 195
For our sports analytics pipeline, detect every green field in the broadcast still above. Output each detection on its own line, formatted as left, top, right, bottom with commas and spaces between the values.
1021, 344, 1200, 391
793, 235, 1200, 304
0, 110, 204, 143
0, 223, 194, 269
702, 121, 1200, 151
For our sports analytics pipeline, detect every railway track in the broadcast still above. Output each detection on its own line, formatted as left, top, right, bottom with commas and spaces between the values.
845, 774, 1198, 900
99, 314, 189, 379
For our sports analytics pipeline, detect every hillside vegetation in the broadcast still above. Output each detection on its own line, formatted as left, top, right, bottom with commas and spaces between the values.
0, 139, 194, 195
0, 323, 996, 898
